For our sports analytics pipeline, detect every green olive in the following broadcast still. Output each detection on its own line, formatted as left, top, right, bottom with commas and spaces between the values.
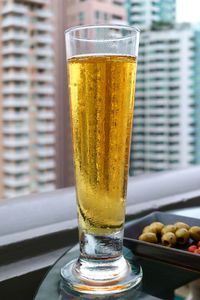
138, 232, 158, 243
149, 222, 164, 235
142, 225, 157, 234
175, 228, 190, 245
189, 226, 200, 242
161, 225, 176, 235
161, 232, 176, 247
174, 222, 190, 231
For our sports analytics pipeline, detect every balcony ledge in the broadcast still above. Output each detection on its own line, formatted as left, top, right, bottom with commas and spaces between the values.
0, 166, 200, 298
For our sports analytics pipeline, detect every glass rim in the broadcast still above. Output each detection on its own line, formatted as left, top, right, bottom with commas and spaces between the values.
65, 24, 140, 41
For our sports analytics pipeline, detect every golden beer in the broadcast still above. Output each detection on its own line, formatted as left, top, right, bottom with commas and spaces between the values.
68, 55, 137, 235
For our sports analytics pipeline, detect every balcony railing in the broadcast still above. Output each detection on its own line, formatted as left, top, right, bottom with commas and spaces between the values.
130, 7, 144, 13
37, 123, 55, 132
145, 126, 169, 133
36, 22, 53, 31
34, 74, 54, 82
36, 48, 54, 57
145, 99, 170, 106
147, 90, 169, 96
145, 162, 174, 169
37, 148, 55, 157
36, 98, 54, 107
2, 32, 28, 41
31, 0, 49, 4
38, 183, 56, 193
3, 86, 29, 94
35, 10, 52, 18
4, 177, 29, 187
37, 135, 55, 144
2, 46, 28, 55
3, 59, 28, 68
36, 86, 54, 94
3, 112, 29, 120
3, 125, 29, 134
130, 15, 146, 22
36, 35, 53, 44
3, 164, 29, 174
4, 188, 29, 198
109, 19, 127, 26
145, 153, 169, 160
3, 138, 29, 147
146, 108, 168, 115
28, 0, 48, 4
38, 172, 56, 182
37, 111, 55, 120
3, 72, 28, 81
2, 4, 27, 14
3, 151, 29, 160
3, 98, 29, 107
36, 61, 54, 70
2, 17, 28, 28
38, 160, 55, 170
147, 144, 170, 151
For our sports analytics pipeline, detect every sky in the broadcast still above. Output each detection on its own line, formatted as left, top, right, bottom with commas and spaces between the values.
177, 0, 200, 23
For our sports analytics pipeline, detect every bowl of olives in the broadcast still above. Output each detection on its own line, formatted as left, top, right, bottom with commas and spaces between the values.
138, 221, 200, 248
124, 212, 200, 273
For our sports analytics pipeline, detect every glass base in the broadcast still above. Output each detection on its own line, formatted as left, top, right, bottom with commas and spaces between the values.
61, 253, 142, 295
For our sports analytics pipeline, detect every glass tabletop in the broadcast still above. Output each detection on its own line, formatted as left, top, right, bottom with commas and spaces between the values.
34, 245, 199, 300
34, 208, 200, 300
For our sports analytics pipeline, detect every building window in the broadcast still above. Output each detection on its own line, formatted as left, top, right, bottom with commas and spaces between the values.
112, 14, 122, 20
31, 182, 37, 188
95, 11, 100, 19
30, 16, 35, 24
113, 1, 122, 5
79, 12, 84, 21
30, 4, 35, 11
104, 13, 108, 21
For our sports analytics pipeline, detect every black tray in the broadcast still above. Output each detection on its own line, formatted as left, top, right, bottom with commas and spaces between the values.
124, 212, 200, 273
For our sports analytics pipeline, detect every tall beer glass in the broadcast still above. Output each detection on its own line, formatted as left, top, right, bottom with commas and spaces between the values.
61, 25, 142, 295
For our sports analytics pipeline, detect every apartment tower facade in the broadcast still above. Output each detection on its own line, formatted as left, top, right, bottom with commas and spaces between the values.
54, 0, 127, 188
130, 26, 195, 175
0, 0, 56, 198
127, 0, 176, 29
128, 0, 200, 175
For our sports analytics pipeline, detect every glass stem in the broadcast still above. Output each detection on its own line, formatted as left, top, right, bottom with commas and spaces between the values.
79, 230, 124, 259
73, 230, 130, 282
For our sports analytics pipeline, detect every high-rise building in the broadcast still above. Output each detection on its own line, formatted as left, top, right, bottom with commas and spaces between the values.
51, 0, 74, 188
192, 28, 200, 165
127, 0, 176, 29
159, 0, 176, 24
53, 0, 127, 188
65, 0, 126, 27
130, 26, 195, 175
128, 0, 200, 176
0, 0, 56, 198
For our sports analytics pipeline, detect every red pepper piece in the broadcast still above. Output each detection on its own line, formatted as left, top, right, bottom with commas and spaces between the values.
188, 245, 197, 252
194, 249, 200, 254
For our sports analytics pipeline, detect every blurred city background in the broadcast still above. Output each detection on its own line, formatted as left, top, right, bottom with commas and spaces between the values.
0, 0, 199, 200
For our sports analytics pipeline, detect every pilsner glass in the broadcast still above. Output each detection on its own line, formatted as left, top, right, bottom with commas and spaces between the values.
61, 24, 142, 295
